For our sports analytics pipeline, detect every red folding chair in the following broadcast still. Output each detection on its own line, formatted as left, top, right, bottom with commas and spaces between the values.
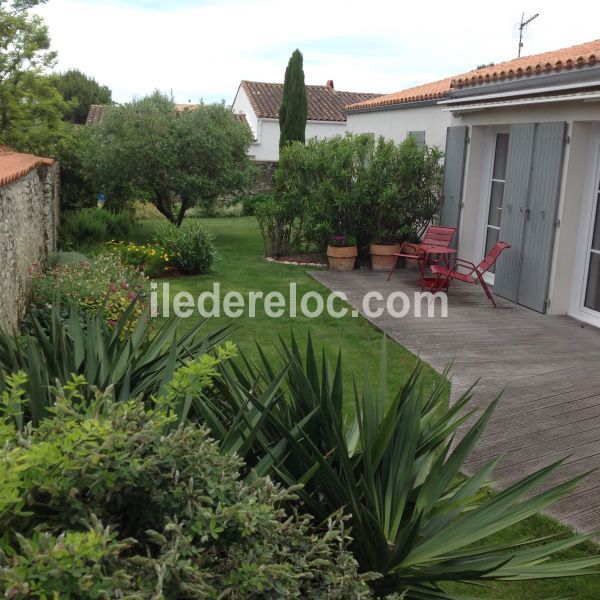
387, 225, 457, 281
429, 241, 511, 307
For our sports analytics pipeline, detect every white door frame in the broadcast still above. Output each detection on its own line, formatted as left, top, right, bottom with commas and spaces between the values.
569, 123, 600, 327
474, 126, 510, 285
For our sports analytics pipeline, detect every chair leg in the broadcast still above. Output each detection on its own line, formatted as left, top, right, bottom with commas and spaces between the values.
387, 256, 400, 282
479, 277, 496, 308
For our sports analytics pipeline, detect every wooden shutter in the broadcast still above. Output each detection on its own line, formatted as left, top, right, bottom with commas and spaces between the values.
493, 124, 535, 302
440, 126, 468, 242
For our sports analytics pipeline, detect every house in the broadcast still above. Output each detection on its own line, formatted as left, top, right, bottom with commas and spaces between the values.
346, 77, 453, 149
231, 80, 382, 162
350, 39, 600, 327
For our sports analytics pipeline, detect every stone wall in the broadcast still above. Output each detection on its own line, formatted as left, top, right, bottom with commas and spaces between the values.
0, 163, 60, 332
254, 161, 278, 193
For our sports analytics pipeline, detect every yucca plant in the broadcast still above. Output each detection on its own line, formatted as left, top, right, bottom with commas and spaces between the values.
183, 334, 600, 598
0, 302, 229, 428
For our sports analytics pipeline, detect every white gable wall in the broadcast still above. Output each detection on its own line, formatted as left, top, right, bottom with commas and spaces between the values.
231, 87, 258, 139
347, 105, 451, 150
248, 118, 348, 162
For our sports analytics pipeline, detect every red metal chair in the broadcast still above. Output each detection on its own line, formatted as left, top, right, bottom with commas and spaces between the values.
387, 225, 457, 281
429, 241, 511, 307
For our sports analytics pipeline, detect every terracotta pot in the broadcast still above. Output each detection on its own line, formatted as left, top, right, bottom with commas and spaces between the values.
327, 245, 358, 272
369, 243, 401, 271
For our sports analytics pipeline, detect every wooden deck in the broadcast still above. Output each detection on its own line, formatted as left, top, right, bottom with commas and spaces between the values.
311, 268, 600, 534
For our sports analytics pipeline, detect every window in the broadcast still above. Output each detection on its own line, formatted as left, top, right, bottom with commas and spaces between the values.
484, 133, 510, 272
407, 131, 426, 148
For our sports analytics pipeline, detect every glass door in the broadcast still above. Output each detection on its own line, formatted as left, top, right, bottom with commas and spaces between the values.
484, 133, 510, 278
583, 173, 600, 312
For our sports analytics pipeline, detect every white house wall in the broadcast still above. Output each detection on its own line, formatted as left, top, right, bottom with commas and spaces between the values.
346, 106, 451, 150
451, 101, 600, 317
249, 119, 347, 162
231, 87, 259, 139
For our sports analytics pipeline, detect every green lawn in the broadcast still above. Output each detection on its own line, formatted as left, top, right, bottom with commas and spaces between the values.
134, 216, 600, 599
134, 216, 443, 403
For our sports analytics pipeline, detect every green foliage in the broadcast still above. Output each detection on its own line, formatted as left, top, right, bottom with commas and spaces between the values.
271, 134, 443, 254
279, 49, 308, 149
238, 191, 269, 216
25, 253, 147, 333
106, 240, 172, 278
46, 250, 89, 267
254, 192, 303, 257
59, 208, 133, 248
178, 334, 600, 598
67, 92, 257, 224
0, 381, 369, 598
50, 68, 112, 124
0, 304, 229, 427
154, 220, 217, 274
362, 136, 443, 243
132, 199, 167, 221
0, 0, 70, 155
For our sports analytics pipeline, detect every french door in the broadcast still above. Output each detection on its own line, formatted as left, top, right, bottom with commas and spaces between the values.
583, 167, 600, 312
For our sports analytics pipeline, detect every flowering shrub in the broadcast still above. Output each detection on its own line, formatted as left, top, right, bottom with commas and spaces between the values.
154, 221, 217, 274
328, 234, 357, 248
107, 240, 171, 278
25, 254, 147, 332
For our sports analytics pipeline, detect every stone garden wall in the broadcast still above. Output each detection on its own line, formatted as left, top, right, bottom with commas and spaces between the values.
0, 161, 60, 332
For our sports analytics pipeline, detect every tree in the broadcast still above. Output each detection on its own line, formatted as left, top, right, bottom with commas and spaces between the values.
75, 92, 257, 223
51, 69, 112, 124
0, 0, 70, 155
279, 49, 307, 149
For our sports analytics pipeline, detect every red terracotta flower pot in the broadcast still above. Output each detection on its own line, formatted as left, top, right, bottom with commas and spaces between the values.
327, 245, 358, 272
369, 243, 401, 271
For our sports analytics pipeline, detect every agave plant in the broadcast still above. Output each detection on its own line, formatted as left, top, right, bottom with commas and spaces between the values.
180, 333, 600, 598
0, 302, 229, 428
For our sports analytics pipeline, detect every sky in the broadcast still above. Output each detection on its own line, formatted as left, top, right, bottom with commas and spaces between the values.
35, 0, 600, 105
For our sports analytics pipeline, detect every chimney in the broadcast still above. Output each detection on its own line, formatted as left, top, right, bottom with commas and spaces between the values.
326, 80, 334, 89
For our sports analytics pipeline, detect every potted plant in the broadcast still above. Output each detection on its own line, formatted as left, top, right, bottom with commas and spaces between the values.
369, 233, 402, 271
327, 234, 358, 272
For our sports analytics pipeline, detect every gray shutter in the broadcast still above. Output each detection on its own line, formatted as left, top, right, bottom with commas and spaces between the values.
516, 122, 566, 312
493, 124, 535, 302
440, 126, 468, 241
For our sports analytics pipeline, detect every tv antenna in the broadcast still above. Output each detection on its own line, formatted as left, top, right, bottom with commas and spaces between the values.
518, 12, 540, 57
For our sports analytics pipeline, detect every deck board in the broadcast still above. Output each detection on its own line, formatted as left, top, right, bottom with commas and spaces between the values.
311, 268, 600, 534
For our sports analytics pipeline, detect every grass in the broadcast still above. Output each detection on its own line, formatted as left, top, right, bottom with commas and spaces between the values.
134, 216, 600, 599
134, 216, 443, 403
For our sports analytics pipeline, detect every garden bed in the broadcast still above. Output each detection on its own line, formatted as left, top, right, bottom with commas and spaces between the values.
266, 253, 327, 267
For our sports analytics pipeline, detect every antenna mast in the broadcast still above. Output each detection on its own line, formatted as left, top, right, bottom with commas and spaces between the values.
518, 12, 540, 57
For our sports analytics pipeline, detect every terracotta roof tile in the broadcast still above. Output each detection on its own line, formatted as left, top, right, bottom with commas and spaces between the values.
240, 80, 381, 122
349, 38, 600, 111
348, 77, 453, 110
452, 38, 600, 88
0, 147, 54, 188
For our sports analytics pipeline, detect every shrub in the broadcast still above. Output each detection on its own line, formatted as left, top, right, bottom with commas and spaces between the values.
107, 241, 171, 278
182, 334, 600, 597
59, 208, 133, 249
154, 220, 217, 274
254, 192, 304, 257
46, 250, 89, 268
25, 253, 147, 332
239, 192, 269, 216
361, 137, 443, 244
0, 304, 229, 428
0, 378, 369, 598
132, 199, 167, 221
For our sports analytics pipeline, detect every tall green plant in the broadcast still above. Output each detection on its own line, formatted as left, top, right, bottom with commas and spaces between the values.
173, 334, 600, 598
279, 49, 308, 149
0, 303, 229, 427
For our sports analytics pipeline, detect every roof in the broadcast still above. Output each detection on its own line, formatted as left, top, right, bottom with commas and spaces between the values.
239, 80, 381, 122
86, 104, 109, 125
349, 38, 600, 111
348, 77, 454, 110
0, 146, 54, 188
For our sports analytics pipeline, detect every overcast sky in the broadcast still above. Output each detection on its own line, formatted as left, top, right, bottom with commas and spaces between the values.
36, 0, 600, 105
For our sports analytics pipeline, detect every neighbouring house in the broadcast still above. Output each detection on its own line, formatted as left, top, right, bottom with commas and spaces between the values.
351, 39, 600, 326
0, 147, 60, 332
231, 80, 382, 162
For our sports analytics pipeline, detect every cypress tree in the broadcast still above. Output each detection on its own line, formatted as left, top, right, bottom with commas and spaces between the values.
279, 49, 308, 149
